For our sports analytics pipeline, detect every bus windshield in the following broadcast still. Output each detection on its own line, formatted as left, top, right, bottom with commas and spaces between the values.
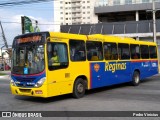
12, 44, 44, 75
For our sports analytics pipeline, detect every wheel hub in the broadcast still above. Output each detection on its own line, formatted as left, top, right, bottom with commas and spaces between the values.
77, 83, 84, 93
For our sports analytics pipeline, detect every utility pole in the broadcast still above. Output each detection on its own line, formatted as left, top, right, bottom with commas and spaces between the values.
0, 21, 8, 48
152, 0, 157, 43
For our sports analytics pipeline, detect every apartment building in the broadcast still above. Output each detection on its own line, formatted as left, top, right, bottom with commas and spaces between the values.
61, 0, 160, 42
53, 0, 98, 31
94, 0, 160, 43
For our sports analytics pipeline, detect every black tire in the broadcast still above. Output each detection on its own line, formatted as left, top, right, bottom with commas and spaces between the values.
73, 78, 86, 98
131, 71, 140, 86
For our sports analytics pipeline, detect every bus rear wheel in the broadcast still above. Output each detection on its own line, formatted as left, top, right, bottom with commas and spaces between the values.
131, 71, 140, 86
73, 78, 85, 98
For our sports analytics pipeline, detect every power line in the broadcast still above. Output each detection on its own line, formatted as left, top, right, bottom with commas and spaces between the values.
0, 0, 55, 7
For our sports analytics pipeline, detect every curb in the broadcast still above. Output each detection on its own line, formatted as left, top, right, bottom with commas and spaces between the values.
0, 75, 9, 79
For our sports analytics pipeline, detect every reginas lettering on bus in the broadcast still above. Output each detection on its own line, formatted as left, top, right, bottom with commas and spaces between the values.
105, 62, 127, 73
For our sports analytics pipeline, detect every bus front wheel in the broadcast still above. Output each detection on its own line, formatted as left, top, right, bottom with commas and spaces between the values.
73, 78, 85, 98
131, 71, 140, 86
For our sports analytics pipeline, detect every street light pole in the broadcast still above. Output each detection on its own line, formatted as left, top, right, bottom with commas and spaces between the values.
152, 0, 157, 43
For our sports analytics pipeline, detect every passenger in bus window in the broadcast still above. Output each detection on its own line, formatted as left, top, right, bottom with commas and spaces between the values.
50, 51, 60, 65
91, 52, 98, 61
105, 50, 111, 60
133, 53, 138, 59
31, 56, 39, 72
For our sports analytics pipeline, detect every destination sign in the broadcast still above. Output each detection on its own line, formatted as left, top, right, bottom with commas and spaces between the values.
17, 35, 42, 44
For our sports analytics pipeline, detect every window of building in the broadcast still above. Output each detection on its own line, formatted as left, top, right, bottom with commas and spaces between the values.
125, 0, 132, 4
104, 42, 118, 60
87, 11, 90, 14
69, 40, 86, 61
83, 6, 85, 9
113, 0, 120, 5
142, 0, 150, 3
83, 12, 85, 14
149, 46, 157, 58
87, 6, 90, 8
60, 12, 63, 14
61, 17, 63, 19
130, 44, 140, 59
118, 43, 130, 60
86, 41, 103, 61
87, 1, 90, 3
87, 17, 90, 19
83, 1, 85, 3
60, 7, 63, 9
66, 18, 68, 20
140, 45, 149, 59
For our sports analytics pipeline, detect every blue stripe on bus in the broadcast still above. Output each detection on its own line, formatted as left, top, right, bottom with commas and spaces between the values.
90, 60, 158, 89
11, 72, 46, 87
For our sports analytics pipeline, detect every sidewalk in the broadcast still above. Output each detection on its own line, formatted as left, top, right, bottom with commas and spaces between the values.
0, 71, 10, 79
0, 71, 11, 75
0, 75, 9, 79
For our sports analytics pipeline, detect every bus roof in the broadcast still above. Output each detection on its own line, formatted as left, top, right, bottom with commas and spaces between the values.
87, 34, 157, 46
49, 32, 87, 40
13, 32, 157, 46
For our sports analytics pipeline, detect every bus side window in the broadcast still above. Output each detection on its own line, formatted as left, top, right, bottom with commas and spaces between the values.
130, 44, 140, 59
118, 43, 130, 60
149, 46, 157, 58
104, 42, 118, 60
87, 41, 103, 61
69, 39, 86, 61
140, 45, 149, 59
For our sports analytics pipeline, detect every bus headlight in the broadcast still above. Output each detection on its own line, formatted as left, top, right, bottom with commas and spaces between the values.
10, 78, 16, 86
34, 77, 46, 88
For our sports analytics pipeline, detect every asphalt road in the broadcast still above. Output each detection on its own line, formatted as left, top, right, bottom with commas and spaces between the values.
0, 74, 160, 120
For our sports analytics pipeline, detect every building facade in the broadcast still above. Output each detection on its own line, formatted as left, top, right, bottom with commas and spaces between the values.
53, 0, 98, 31
60, 0, 160, 59
61, 0, 160, 42
94, 0, 160, 41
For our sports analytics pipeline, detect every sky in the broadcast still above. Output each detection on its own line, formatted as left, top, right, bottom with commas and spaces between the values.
0, 0, 54, 47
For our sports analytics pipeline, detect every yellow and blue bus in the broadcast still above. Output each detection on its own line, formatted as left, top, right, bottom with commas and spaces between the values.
10, 32, 158, 98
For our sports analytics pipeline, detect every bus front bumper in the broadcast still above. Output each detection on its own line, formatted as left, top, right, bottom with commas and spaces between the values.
10, 85, 48, 98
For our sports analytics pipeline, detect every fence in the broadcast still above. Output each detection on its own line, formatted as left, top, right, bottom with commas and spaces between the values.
61, 20, 160, 35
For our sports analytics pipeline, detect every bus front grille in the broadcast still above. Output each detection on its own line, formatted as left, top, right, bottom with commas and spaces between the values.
19, 89, 31, 93
15, 77, 35, 82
